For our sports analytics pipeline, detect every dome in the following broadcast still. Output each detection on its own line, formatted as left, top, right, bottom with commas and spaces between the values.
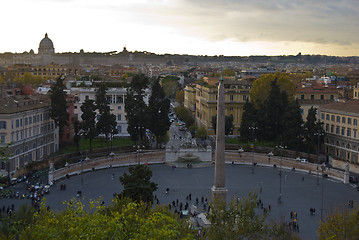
38, 33, 55, 55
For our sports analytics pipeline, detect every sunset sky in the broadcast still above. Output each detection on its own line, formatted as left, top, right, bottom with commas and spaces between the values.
1, 0, 358, 56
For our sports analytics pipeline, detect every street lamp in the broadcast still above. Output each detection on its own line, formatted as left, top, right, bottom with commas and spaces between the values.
249, 124, 258, 174
109, 152, 115, 168
276, 144, 287, 204
320, 163, 326, 222
238, 147, 244, 160
268, 152, 274, 163
314, 130, 324, 185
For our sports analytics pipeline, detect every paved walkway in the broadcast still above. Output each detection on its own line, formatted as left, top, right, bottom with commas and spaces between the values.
2, 163, 358, 240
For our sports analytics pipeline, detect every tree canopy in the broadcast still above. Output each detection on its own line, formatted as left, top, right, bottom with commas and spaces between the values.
119, 164, 158, 204
250, 72, 296, 109
81, 99, 98, 152
49, 76, 69, 138
212, 114, 234, 135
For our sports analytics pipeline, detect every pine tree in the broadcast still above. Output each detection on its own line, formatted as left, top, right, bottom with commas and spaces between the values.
283, 99, 304, 150
95, 83, 117, 151
303, 107, 324, 154
49, 76, 69, 142
125, 74, 149, 143
239, 99, 257, 141
81, 99, 98, 152
147, 79, 170, 148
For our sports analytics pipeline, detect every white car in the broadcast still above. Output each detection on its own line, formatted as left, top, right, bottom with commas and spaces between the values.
300, 158, 307, 163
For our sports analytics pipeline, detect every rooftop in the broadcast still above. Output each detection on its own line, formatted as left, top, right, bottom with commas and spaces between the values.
320, 100, 359, 115
0, 95, 50, 114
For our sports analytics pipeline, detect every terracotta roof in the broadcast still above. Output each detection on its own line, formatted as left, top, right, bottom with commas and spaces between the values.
320, 100, 359, 115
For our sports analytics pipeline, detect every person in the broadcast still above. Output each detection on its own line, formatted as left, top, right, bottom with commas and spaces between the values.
166, 188, 169, 194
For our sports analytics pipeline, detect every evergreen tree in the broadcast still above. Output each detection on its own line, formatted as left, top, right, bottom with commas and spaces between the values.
125, 74, 149, 143
72, 117, 81, 152
283, 99, 304, 150
95, 83, 118, 150
147, 79, 171, 148
119, 164, 158, 204
211, 115, 234, 135
49, 76, 69, 140
257, 80, 288, 143
239, 99, 257, 141
303, 107, 324, 154
81, 99, 98, 152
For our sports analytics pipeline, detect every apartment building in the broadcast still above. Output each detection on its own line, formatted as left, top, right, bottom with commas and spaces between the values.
70, 86, 150, 137
0, 96, 59, 175
185, 79, 251, 135
320, 100, 359, 164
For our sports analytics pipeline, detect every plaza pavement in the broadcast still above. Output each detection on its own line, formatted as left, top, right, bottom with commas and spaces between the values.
2, 163, 358, 240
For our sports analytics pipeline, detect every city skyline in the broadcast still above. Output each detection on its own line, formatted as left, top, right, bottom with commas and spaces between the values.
1, 0, 359, 57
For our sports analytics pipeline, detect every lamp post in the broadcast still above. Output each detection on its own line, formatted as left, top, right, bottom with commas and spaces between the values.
238, 147, 244, 160
249, 124, 258, 174
109, 152, 115, 168
320, 163, 326, 222
276, 144, 287, 204
314, 130, 324, 185
268, 151, 274, 163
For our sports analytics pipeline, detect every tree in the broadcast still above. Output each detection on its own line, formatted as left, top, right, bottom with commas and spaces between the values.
239, 99, 257, 141
212, 115, 234, 135
283, 99, 304, 150
318, 205, 359, 240
119, 165, 158, 204
303, 107, 324, 154
125, 74, 149, 144
72, 117, 81, 152
257, 80, 288, 143
49, 76, 69, 141
205, 193, 301, 240
13, 198, 195, 239
174, 106, 194, 128
161, 76, 179, 98
81, 99, 98, 152
147, 79, 171, 148
222, 68, 236, 76
196, 125, 208, 140
175, 90, 184, 106
250, 72, 295, 109
95, 83, 118, 151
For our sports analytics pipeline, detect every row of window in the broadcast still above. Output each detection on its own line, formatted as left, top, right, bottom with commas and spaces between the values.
33, 72, 61, 76
300, 94, 334, 100
326, 124, 358, 138
10, 123, 54, 142
322, 113, 358, 126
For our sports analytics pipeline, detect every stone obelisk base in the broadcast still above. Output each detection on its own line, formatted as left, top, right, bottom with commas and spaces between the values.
211, 186, 228, 203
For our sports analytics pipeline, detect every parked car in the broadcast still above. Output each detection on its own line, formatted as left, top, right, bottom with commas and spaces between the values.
300, 158, 307, 163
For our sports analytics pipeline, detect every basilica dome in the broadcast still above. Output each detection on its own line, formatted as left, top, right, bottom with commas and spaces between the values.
38, 33, 55, 55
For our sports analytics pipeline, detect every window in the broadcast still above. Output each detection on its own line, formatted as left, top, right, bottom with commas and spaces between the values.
11, 133, 14, 142
117, 114, 121, 121
325, 124, 329, 132
348, 118, 352, 125
20, 118, 22, 127
311, 95, 314, 100
347, 128, 351, 137
118, 106, 122, 110
0, 135, 5, 143
320, 95, 324, 100
321, 113, 324, 120
354, 129, 357, 138
326, 114, 329, 120
33, 116, 36, 123
85, 95, 89, 100
336, 116, 340, 123
354, 119, 358, 126
117, 125, 122, 133
230, 95, 234, 101
37, 115, 40, 122
330, 95, 334, 100
106, 96, 111, 104
342, 117, 346, 124
16, 119, 19, 128
25, 117, 28, 125
117, 96, 124, 104
0, 121, 6, 129
331, 115, 335, 121
29, 116, 32, 124
229, 107, 233, 111
29, 129, 31, 137
342, 127, 345, 136
301, 95, 304, 100
336, 126, 340, 134
330, 125, 334, 133
243, 95, 247, 101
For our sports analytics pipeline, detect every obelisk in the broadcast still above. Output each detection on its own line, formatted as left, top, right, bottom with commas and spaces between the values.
211, 75, 228, 202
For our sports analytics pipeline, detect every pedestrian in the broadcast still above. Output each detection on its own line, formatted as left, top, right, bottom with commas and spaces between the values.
176, 199, 179, 206
189, 193, 192, 200
290, 211, 293, 219
268, 205, 271, 211
196, 197, 198, 204
201, 196, 204, 203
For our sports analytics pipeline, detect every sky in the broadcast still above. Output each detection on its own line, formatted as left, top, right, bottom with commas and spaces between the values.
1, 0, 359, 56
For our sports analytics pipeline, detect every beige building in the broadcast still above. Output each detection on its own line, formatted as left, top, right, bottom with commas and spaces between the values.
185, 80, 251, 135
0, 95, 59, 175
354, 83, 359, 100
320, 100, 359, 164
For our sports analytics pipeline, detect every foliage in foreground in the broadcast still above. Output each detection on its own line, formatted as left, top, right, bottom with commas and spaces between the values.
318, 204, 359, 240
5, 198, 195, 240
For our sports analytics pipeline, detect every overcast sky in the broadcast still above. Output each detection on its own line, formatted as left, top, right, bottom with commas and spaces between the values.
1, 0, 358, 56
